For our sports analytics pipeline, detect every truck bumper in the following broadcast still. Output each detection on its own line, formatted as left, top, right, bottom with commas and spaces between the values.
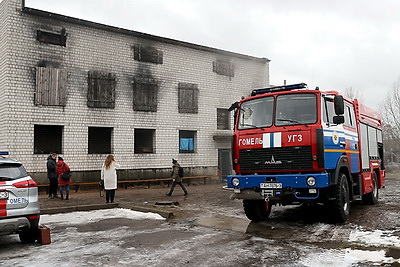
227, 173, 330, 200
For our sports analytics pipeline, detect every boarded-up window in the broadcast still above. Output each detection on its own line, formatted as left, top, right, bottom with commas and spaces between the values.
37, 28, 67, 47
88, 127, 112, 154
87, 71, 116, 108
213, 60, 234, 77
133, 45, 163, 64
133, 78, 158, 112
35, 67, 67, 106
178, 83, 198, 114
217, 108, 230, 130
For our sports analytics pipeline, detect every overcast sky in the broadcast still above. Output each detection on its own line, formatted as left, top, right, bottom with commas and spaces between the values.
25, 0, 400, 110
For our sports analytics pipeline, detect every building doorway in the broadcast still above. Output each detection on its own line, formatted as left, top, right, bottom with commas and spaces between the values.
218, 149, 232, 181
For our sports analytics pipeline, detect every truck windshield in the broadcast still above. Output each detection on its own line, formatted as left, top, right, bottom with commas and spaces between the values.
276, 93, 317, 126
238, 96, 273, 130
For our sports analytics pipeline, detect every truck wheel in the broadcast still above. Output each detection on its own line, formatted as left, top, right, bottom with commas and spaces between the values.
19, 226, 39, 244
329, 173, 350, 223
362, 172, 379, 205
243, 199, 271, 222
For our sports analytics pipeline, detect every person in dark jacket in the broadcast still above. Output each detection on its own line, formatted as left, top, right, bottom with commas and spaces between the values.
56, 157, 71, 200
166, 159, 188, 196
46, 153, 58, 199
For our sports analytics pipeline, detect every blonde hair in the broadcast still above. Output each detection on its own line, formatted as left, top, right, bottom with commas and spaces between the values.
104, 154, 115, 170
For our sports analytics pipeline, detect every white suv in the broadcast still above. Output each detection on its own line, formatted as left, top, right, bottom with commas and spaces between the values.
0, 155, 40, 243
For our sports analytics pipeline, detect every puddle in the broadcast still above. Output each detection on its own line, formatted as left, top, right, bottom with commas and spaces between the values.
196, 215, 294, 240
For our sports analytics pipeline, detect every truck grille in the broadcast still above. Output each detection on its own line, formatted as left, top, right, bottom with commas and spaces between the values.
239, 146, 312, 172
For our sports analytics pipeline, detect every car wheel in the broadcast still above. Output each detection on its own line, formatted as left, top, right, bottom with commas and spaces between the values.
19, 226, 39, 244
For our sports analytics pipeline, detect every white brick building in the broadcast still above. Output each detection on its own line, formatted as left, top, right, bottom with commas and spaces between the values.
0, 0, 269, 183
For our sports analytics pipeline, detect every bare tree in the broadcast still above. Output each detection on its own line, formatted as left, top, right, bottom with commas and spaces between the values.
382, 77, 400, 163
344, 87, 363, 102
383, 78, 400, 138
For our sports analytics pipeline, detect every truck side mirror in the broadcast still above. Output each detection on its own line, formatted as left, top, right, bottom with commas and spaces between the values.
333, 115, 345, 124
334, 95, 344, 115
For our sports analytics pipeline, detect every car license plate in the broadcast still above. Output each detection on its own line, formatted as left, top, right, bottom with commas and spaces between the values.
260, 183, 282, 189
0, 191, 9, 199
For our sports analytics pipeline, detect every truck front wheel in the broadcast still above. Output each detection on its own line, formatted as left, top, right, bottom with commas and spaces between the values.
243, 199, 271, 222
329, 172, 350, 223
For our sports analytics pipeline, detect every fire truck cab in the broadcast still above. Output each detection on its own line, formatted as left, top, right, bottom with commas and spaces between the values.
227, 83, 385, 223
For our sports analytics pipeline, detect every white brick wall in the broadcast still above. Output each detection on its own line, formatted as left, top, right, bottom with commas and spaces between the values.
1, 0, 269, 177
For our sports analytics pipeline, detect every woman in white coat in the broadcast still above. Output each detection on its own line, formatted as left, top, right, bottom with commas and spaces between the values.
101, 154, 121, 203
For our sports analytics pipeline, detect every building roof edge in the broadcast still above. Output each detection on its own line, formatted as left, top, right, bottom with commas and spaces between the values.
22, 6, 270, 63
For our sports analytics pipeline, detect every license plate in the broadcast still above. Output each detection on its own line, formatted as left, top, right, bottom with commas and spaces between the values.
260, 183, 282, 189
0, 191, 9, 200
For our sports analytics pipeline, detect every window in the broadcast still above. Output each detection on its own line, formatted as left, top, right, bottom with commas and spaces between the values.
134, 129, 155, 153
179, 131, 196, 153
35, 67, 67, 106
217, 108, 230, 130
37, 28, 67, 47
133, 78, 158, 112
34, 125, 63, 154
344, 105, 356, 128
133, 45, 163, 64
213, 60, 234, 77
87, 71, 116, 108
178, 83, 198, 113
88, 127, 113, 154
238, 96, 274, 130
276, 94, 317, 126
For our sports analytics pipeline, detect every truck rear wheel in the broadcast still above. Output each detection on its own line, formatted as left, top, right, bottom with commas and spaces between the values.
362, 172, 379, 205
329, 172, 350, 223
243, 199, 271, 222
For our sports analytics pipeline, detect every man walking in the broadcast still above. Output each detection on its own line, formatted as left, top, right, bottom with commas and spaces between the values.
46, 153, 58, 199
166, 159, 188, 196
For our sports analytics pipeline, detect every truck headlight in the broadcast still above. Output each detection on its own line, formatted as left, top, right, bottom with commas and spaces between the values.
306, 176, 316, 187
231, 177, 240, 187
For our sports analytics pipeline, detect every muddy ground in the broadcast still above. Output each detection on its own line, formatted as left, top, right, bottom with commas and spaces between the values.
32, 176, 400, 266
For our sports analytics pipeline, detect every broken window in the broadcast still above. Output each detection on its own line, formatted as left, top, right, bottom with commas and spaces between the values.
133, 45, 163, 64
217, 108, 230, 130
34, 125, 63, 154
87, 71, 116, 108
178, 83, 198, 114
133, 77, 158, 112
37, 28, 67, 47
179, 130, 196, 153
35, 67, 67, 106
213, 60, 234, 77
134, 129, 155, 153
88, 127, 113, 154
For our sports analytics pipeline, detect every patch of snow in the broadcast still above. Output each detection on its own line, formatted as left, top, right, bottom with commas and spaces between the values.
299, 248, 394, 267
40, 208, 165, 225
349, 227, 400, 247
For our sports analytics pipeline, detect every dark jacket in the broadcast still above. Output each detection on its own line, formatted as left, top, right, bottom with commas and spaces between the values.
171, 162, 182, 182
47, 156, 57, 179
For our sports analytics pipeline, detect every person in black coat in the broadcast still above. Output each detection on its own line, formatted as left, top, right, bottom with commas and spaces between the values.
47, 153, 58, 199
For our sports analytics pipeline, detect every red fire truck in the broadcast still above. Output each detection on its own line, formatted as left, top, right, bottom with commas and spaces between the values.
226, 83, 385, 223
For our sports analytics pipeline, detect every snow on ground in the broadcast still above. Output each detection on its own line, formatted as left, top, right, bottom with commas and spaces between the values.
1, 209, 400, 266
40, 208, 165, 225
349, 226, 400, 247
298, 248, 393, 267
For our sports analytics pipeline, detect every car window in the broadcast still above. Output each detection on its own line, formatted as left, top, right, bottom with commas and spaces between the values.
0, 163, 28, 180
